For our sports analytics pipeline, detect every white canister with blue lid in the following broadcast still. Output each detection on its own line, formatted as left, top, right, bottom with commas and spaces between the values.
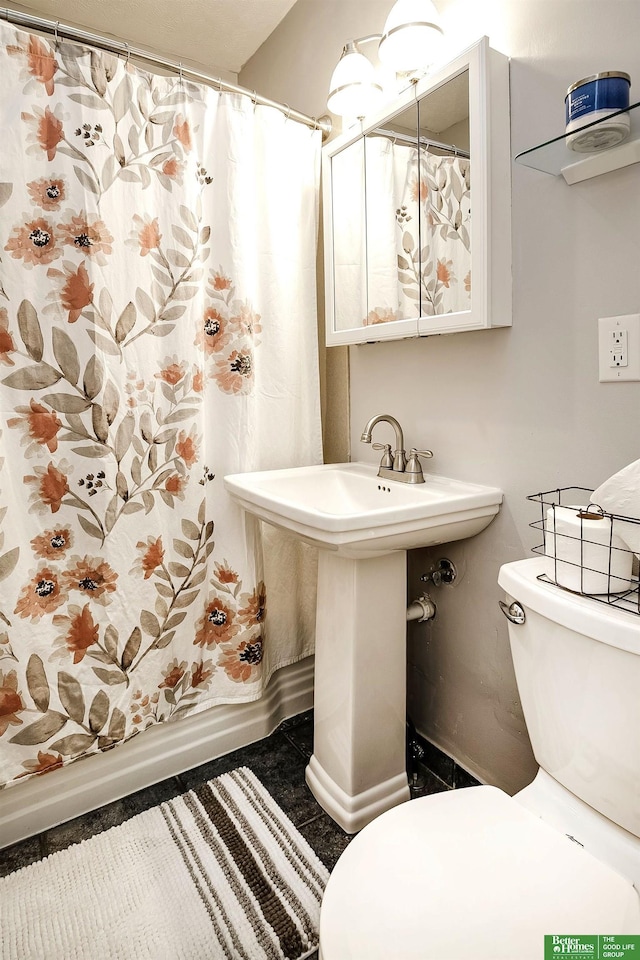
565, 71, 631, 152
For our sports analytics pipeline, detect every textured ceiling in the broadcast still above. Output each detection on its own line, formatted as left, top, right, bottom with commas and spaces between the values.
2, 0, 298, 78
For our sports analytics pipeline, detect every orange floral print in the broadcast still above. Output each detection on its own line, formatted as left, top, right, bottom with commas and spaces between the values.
24, 461, 70, 514
63, 556, 118, 605
27, 176, 66, 210
237, 582, 266, 627
161, 157, 184, 182
22, 104, 65, 161
52, 603, 99, 663
364, 307, 398, 326
126, 373, 147, 392
464, 270, 471, 294
176, 427, 200, 468
410, 176, 428, 203
129, 689, 159, 726
159, 659, 187, 689
219, 637, 263, 683
8, 34, 58, 95
155, 358, 185, 386
173, 114, 192, 152
15, 751, 64, 778
4, 217, 60, 266
0, 309, 16, 366
164, 473, 187, 499
47, 261, 94, 322
192, 366, 204, 392
194, 598, 239, 648
14, 566, 67, 621
132, 214, 162, 256
195, 308, 232, 355
436, 259, 454, 288
30, 526, 73, 560
58, 212, 113, 262
214, 561, 240, 585
230, 301, 262, 339
124, 372, 152, 409
132, 536, 164, 579
213, 346, 254, 395
209, 268, 232, 292
8, 398, 62, 454
0, 669, 25, 736
190, 660, 215, 690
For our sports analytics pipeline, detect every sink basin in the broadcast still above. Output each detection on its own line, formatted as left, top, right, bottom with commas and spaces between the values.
224, 461, 503, 558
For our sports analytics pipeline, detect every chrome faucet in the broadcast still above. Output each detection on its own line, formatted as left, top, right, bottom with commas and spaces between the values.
360, 414, 433, 484
361, 414, 406, 471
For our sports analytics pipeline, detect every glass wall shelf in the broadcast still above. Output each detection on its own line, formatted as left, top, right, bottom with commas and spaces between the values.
515, 102, 640, 184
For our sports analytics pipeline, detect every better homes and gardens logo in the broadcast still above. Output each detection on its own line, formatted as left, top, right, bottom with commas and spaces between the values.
544, 936, 640, 959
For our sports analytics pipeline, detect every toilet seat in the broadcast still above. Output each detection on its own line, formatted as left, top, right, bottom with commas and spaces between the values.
319, 786, 640, 960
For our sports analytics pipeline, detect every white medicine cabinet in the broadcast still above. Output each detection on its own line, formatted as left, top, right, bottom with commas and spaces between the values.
322, 37, 512, 346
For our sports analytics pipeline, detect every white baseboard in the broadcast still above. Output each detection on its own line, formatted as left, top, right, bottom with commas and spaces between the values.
1, 656, 314, 848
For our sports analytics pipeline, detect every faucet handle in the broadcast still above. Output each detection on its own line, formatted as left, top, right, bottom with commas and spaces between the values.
405, 448, 434, 482
372, 442, 394, 469
408, 448, 433, 461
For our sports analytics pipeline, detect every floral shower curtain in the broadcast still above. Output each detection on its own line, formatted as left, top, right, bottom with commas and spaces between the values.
364, 137, 471, 325
0, 24, 322, 788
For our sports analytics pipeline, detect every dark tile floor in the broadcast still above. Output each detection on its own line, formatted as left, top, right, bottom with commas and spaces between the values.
1, 710, 451, 878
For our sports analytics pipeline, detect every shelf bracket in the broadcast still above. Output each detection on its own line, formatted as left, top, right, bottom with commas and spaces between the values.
561, 136, 640, 185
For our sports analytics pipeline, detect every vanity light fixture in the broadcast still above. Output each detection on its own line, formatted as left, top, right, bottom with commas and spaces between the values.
327, 36, 384, 119
378, 0, 444, 73
327, 0, 445, 118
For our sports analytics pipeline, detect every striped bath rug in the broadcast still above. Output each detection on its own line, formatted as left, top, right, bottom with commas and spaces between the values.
0, 767, 329, 960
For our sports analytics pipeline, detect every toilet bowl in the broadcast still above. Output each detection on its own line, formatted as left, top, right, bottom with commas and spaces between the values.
319, 557, 640, 959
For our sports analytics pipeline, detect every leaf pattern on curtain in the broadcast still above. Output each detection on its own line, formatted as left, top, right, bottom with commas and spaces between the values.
363, 139, 471, 325
0, 25, 321, 787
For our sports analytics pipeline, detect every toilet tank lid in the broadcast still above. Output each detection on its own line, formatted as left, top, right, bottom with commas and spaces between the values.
499, 557, 640, 654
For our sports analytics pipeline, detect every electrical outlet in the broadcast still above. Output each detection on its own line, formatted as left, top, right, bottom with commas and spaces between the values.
611, 329, 628, 366
598, 314, 640, 382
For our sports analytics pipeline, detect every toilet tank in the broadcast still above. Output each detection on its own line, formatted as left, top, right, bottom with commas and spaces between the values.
498, 557, 640, 840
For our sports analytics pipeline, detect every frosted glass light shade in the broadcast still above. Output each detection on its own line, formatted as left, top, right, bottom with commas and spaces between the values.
378, 0, 444, 73
327, 48, 384, 118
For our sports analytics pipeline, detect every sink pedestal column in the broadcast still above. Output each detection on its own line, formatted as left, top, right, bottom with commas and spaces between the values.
305, 549, 410, 833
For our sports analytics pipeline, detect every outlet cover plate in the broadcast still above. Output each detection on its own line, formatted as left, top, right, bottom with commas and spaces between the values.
598, 313, 640, 382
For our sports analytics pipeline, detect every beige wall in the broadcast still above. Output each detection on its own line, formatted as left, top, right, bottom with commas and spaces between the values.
242, 0, 640, 793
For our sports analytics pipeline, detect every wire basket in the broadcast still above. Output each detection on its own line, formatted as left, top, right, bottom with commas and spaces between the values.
528, 486, 640, 615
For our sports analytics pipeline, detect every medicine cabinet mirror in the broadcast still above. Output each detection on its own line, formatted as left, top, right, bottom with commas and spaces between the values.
322, 36, 512, 346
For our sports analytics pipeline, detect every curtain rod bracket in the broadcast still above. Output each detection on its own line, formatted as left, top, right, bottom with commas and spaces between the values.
317, 114, 333, 142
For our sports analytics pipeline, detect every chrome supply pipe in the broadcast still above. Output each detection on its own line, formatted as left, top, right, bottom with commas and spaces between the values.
406, 594, 436, 623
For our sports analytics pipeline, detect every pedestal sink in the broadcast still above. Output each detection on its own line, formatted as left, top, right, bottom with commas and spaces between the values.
224, 462, 503, 832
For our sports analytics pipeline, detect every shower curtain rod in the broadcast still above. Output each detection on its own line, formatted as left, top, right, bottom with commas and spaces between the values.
371, 126, 470, 159
1, 5, 332, 138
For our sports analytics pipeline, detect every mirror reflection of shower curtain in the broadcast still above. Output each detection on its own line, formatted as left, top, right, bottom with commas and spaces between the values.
330, 139, 367, 332
363, 137, 471, 325
0, 21, 322, 788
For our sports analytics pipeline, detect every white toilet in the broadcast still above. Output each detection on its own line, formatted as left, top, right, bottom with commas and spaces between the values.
319, 556, 640, 959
